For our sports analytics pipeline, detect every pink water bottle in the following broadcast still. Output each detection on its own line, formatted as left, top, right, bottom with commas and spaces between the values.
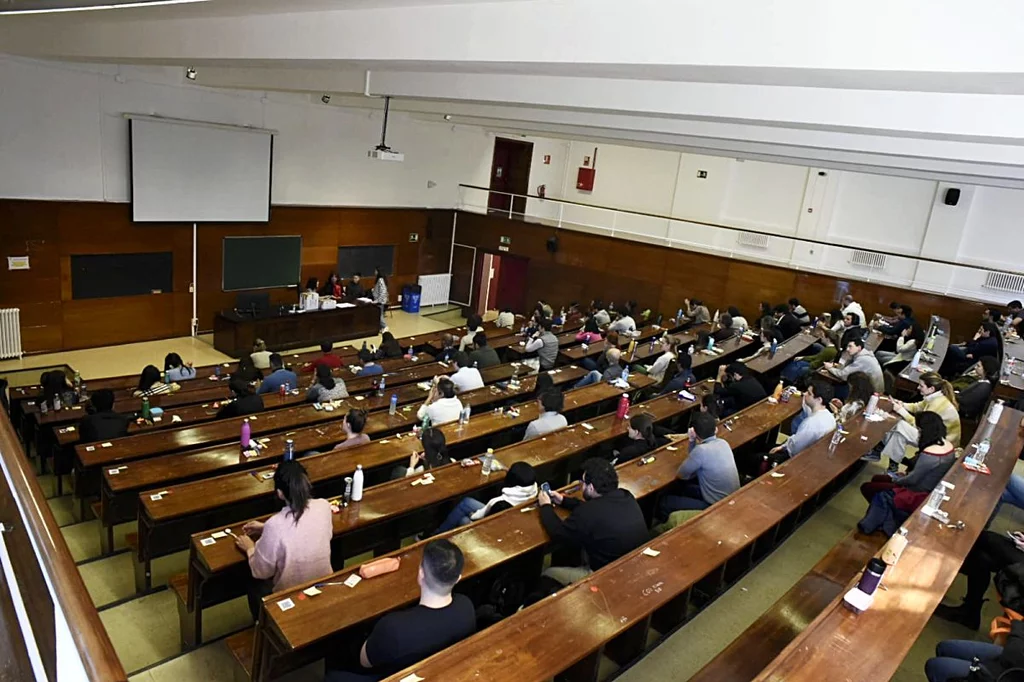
240, 418, 251, 452
616, 393, 630, 420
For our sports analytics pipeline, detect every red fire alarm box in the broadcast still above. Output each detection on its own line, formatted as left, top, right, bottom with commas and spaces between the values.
576, 167, 595, 191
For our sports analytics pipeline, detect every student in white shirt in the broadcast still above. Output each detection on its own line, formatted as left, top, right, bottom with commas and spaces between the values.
770, 379, 837, 460
592, 300, 611, 328
727, 306, 749, 332
523, 389, 568, 441
831, 294, 865, 334
459, 314, 485, 352
416, 377, 464, 426
450, 352, 484, 393
495, 309, 516, 329
607, 307, 636, 334
250, 339, 273, 371
645, 336, 680, 383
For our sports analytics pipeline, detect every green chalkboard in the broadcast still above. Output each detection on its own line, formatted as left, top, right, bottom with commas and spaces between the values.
222, 236, 301, 291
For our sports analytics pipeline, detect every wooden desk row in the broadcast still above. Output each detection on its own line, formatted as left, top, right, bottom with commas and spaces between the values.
896, 316, 951, 392
375, 407, 899, 682
752, 407, 1024, 682
237, 393, 802, 681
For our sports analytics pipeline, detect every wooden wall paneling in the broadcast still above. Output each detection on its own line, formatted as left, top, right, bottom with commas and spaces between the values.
0, 200, 63, 352
724, 261, 798, 319
417, 210, 454, 275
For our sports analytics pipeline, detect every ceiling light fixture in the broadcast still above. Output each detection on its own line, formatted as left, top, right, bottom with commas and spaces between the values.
0, 0, 210, 16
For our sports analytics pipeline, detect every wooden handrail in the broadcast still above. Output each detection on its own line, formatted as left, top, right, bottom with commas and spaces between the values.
0, 408, 126, 681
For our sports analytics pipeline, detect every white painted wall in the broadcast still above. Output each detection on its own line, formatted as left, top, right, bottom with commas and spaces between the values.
0, 56, 491, 208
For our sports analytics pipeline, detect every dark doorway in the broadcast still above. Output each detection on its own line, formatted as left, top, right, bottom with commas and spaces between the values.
494, 254, 529, 314
488, 138, 534, 217
450, 244, 476, 306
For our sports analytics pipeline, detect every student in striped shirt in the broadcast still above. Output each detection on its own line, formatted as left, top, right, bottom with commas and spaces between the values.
133, 365, 179, 397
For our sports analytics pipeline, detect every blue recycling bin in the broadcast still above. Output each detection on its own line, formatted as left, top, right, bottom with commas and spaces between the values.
402, 285, 422, 313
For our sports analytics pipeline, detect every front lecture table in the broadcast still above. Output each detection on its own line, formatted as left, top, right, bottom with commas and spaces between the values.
214, 303, 380, 357
752, 406, 1024, 682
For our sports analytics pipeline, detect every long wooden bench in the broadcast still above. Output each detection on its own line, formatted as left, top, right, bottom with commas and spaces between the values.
688, 528, 886, 682
744, 328, 822, 375
232, 395, 801, 681
366, 410, 896, 682
175, 380, 708, 648
134, 371, 652, 593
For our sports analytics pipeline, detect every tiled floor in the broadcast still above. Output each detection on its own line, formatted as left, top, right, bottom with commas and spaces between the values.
12, 308, 1016, 681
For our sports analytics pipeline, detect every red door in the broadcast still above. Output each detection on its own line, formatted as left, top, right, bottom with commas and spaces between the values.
488, 138, 533, 216
495, 255, 529, 313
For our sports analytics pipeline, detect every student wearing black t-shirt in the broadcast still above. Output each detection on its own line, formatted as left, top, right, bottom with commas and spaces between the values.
714, 362, 767, 416
325, 539, 476, 682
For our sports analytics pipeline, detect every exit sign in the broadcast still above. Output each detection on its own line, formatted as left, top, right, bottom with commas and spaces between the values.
499, 236, 511, 245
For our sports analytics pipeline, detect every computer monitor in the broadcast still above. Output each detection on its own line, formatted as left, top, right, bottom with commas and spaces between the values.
235, 292, 270, 317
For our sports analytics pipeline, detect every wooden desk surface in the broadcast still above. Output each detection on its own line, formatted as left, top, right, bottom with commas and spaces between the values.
753, 407, 1024, 682
996, 335, 1024, 401
558, 323, 705, 363
690, 333, 756, 371
263, 393, 799, 654
744, 329, 820, 374
187, 374, 665, 576
378, 407, 896, 682
898, 316, 951, 387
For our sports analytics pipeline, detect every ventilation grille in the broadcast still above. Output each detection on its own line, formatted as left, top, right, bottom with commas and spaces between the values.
983, 271, 1024, 294
849, 250, 887, 270
736, 232, 770, 250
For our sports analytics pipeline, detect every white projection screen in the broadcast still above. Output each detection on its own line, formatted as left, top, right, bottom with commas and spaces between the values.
129, 116, 274, 223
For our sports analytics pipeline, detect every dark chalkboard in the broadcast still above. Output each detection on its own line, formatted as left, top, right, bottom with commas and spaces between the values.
71, 252, 173, 300
337, 245, 394, 278
223, 236, 302, 291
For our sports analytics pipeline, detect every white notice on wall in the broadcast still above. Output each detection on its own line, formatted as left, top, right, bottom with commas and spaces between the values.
7, 256, 29, 271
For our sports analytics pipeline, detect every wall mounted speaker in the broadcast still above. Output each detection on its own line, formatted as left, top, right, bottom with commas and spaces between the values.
944, 188, 961, 206
546, 236, 559, 253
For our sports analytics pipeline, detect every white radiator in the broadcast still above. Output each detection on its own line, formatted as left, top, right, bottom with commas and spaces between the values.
417, 274, 453, 307
0, 309, 23, 359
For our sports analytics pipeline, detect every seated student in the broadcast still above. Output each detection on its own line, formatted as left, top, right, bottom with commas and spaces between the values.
233, 460, 332, 620
532, 372, 555, 399
789, 298, 811, 326
417, 377, 463, 426
575, 317, 604, 345
250, 339, 273, 371
769, 378, 836, 460
333, 409, 371, 451
459, 314, 485, 352
607, 306, 637, 334
875, 322, 925, 372
256, 353, 298, 395
714, 362, 767, 416
875, 302, 914, 338
344, 272, 367, 302
612, 412, 669, 463
574, 347, 626, 388
303, 341, 343, 374
468, 332, 500, 369
943, 321, 1001, 376
374, 332, 404, 360
437, 462, 538, 533
712, 314, 736, 343
780, 334, 838, 385
495, 308, 516, 329
450, 352, 484, 393
742, 325, 783, 363
955, 356, 999, 419
933, 530, 1024, 635
727, 306, 749, 332
321, 272, 342, 299
537, 458, 649, 586
592, 300, 611, 328
398, 427, 450, 479
523, 319, 559, 370
78, 389, 130, 443
357, 353, 384, 376
682, 298, 711, 325
306, 363, 350, 403
924, 634, 1024, 682
325, 539, 476, 682
645, 335, 680, 383
774, 303, 802, 340
830, 371, 875, 424
859, 411, 955, 503
163, 353, 196, 382
217, 378, 265, 419
523, 389, 568, 440
824, 335, 885, 394
133, 365, 179, 397
536, 299, 554, 320
863, 372, 960, 473
233, 353, 265, 384
659, 353, 696, 395
658, 411, 739, 515
1006, 300, 1024, 334
38, 370, 73, 412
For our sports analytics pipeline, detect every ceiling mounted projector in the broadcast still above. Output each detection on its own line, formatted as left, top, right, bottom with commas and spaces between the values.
367, 96, 403, 163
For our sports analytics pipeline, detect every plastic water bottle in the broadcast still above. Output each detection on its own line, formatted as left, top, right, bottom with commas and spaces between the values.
284, 439, 295, 461
240, 418, 251, 452
215, 365, 221, 378
616, 393, 630, 419
459, 405, 471, 425
649, 338, 656, 353
389, 394, 398, 415
408, 346, 414, 358
378, 375, 386, 397
1003, 360, 1012, 383
351, 465, 364, 501
924, 485, 945, 511
707, 336, 714, 351
769, 338, 778, 359
976, 438, 991, 465
73, 370, 81, 388
676, 308, 683, 323
621, 366, 630, 384
989, 399, 1005, 425
911, 350, 922, 370
866, 393, 880, 416
141, 397, 151, 420
481, 448, 495, 475
53, 394, 62, 411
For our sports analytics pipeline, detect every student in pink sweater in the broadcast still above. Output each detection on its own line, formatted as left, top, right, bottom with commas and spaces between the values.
234, 460, 333, 620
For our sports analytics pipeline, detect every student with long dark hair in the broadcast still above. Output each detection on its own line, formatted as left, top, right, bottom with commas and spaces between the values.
163, 352, 196, 382
234, 460, 332, 620
233, 353, 264, 384
612, 413, 668, 463
307, 363, 349, 403
575, 316, 604, 344
39, 370, 72, 410
216, 378, 265, 419
859, 411, 955, 503
436, 461, 539, 533
372, 266, 389, 331
396, 427, 450, 479
376, 331, 404, 360
133, 365, 179, 397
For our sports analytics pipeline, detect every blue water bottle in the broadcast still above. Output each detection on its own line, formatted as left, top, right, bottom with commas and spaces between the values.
389, 394, 398, 415
621, 366, 630, 384
284, 439, 295, 461
769, 338, 778, 359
